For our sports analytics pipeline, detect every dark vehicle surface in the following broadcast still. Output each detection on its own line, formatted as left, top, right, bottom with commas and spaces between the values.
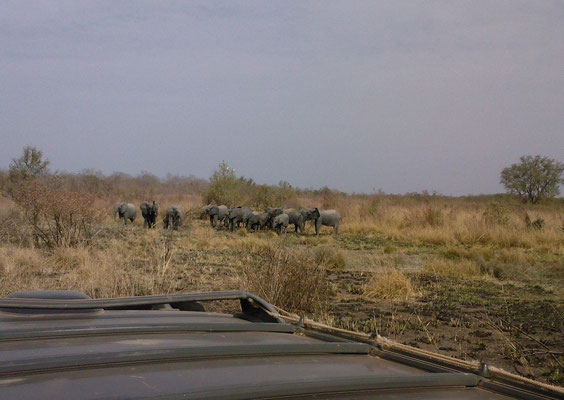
0, 290, 562, 399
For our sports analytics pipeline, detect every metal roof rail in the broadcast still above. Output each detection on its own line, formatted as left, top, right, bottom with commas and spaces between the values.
0, 322, 297, 342
0, 291, 285, 323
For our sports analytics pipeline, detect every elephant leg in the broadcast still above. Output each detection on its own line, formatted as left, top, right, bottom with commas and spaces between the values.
315, 220, 320, 235
334, 223, 339, 235
209, 215, 214, 227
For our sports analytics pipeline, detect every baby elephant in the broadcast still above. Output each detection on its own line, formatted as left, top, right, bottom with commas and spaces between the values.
272, 213, 289, 235
163, 206, 182, 230
245, 211, 268, 232
201, 204, 228, 228
140, 201, 159, 229
227, 206, 252, 232
116, 203, 136, 225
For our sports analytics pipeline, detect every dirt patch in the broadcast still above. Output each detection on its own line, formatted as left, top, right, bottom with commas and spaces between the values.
324, 268, 564, 385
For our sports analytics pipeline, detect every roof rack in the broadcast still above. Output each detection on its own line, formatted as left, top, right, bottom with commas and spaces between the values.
0, 290, 270, 310
0, 290, 285, 323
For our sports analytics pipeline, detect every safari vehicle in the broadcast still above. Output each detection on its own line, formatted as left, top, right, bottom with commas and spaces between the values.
0, 290, 562, 399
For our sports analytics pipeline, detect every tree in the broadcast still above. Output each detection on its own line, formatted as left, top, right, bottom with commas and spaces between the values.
500, 155, 564, 204
204, 161, 250, 206
8, 146, 50, 183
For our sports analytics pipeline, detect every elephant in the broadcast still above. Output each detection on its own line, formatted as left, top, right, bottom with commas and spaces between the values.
113, 202, 124, 220
245, 211, 268, 231
163, 206, 182, 230
283, 208, 305, 233
264, 207, 284, 230
227, 206, 252, 231
300, 208, 320, 224
258, 213, 271, 230
272, 213, 289, 235
140, 201, 159, 229
201, 204, 229, 228
116, 203, 136, 224
312, 208, 340, 235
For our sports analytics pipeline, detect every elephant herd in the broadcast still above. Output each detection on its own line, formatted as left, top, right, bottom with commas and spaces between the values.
200, 205, 341, 235
113, 202, 182, 230
112, 201, 341, 235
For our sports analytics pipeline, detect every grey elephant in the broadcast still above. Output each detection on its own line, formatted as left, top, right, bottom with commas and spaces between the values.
283, 208, 305, 233
245, 211, 268, 231
113, 202, 124, 220
163, 205, 182, 230
272, 213, 289, 235
116, 203, 136, 225
140, 201, 159, 229
201, 204, 229, 228
312, 208, 340, 235
258, 212, 272, 230
227, 206, 252, 231
264, 207, 284, 230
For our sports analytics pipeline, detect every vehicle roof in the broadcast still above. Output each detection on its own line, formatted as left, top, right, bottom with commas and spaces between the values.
0, 291, 560, 399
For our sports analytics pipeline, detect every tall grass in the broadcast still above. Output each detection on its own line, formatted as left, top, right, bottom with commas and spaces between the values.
238, 244, 331, 314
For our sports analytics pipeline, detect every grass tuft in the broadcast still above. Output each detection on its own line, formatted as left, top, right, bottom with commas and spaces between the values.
364, 268, 416, 301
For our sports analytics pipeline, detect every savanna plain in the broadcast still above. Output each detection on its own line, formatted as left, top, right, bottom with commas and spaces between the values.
0, 178, 562, 386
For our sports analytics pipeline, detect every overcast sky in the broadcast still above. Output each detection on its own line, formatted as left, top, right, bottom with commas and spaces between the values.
1, 1, 563, 195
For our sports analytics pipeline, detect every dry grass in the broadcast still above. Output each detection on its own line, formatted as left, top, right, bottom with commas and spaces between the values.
0, 192, 562, 385
313, 245, 347, 269
1, 189, 563, 386
423, 257, 484, 278
238, 244, 331, 314
364, 268, 417, 302
342, 199, 563, 252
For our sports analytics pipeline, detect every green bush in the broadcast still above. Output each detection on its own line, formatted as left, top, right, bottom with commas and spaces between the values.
203, 162, 253, 206
251, 181, 296, 209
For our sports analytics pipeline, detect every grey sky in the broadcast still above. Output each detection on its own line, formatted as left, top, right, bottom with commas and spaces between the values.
1, 1, 563, 195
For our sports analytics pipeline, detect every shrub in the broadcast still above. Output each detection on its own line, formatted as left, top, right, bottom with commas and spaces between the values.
12, 178, 103, 248
8, 146, 49, 184
0, 206, 31, 246
251, 182, 297, 209
483, 202, 510, 226
524, 213, 544, 230
239, 245, 330, 314
203, 162, 252, 206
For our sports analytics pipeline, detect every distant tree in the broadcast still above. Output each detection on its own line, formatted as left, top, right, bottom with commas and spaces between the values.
204, 161, 249, 206
8, 146, 50, 183
4, 146, 50, 197
500, 155, 564, 204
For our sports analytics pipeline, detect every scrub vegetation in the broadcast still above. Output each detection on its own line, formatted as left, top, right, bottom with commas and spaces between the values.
0, 157, 562, 386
